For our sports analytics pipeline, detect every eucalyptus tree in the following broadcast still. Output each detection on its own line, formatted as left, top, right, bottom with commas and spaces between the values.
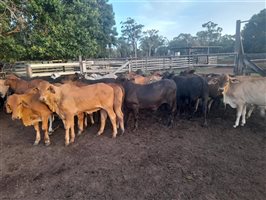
196, 21, 223, 46
168, 33, 197, 54
140, 29, 165, 57
219, 34, 235, 53
120, 17, 144, 58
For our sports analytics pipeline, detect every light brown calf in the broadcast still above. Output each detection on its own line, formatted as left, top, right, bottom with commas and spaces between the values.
37, 81, 117, 146
6, 89, 53, 145
69, 81, 125, 136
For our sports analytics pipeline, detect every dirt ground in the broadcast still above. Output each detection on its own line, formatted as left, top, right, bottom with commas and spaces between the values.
0, 104, 265, 200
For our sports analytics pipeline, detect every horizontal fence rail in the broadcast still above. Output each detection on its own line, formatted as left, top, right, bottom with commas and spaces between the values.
2, 53, 240, 78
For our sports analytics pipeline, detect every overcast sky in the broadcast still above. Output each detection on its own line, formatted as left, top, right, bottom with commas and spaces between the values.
109, 0, 265, 40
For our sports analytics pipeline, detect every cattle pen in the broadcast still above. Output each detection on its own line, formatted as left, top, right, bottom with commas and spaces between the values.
1, 16, 266, 200
1, 52, 265, 78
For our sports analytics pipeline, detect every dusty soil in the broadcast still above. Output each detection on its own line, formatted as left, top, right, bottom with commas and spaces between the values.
0, 105, 265, 200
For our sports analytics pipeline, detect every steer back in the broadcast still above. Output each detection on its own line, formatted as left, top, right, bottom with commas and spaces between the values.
123, 79, 176, 111
37, 81, 115, 117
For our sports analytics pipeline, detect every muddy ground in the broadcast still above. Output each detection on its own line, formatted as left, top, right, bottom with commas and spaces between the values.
0, 104, 265, 200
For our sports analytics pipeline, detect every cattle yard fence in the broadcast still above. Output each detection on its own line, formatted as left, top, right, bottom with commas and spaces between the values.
2, 53, 241, 78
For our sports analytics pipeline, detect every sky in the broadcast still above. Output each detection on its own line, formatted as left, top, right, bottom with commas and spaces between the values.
109, 0, 265, 40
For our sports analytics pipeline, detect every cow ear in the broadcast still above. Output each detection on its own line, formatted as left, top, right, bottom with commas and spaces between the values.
48, 85, 56, 94
30, 87, 39, 94
208, 78, 218, 85
21, 100, 30, 108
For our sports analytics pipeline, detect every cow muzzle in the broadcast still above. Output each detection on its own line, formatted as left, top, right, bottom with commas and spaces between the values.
39, 96, 46, 102
218, 87, 224, 93
12, 115, 20, 120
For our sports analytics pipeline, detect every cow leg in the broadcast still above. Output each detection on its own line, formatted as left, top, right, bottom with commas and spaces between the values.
124, 108, 131, 128
77, 112, 84, 135
114, 107, 125, 135
132, 107, 139, 131
48, 115, 54, 134
233, 104, 244, 128
97, 110, 108, 136
105, 108, 117, 138
241, 104, 247, 126
90, 114, 95, 124
167, 106, 174, 127
247, 104, 255, 119
207, 99, 214, 113
64, 117, 73, 146
202, 98, 208, 127
33, 122, 41, 145
70, 117, 75, 144
42, 116, 51, 146
193, 99, 200, 114
84, 113, 88, 128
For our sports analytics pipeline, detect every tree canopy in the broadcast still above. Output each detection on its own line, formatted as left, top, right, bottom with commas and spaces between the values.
0, 0, 117, 61
120, 17, 144, 58
242, 9, 266, 53
0, 2, 265, 61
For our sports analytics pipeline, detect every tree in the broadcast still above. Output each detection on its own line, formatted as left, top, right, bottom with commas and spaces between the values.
168, 33, 197, 54
218, 34, 235, 52
0, 0, 117, 61
95, 0, 117, 57
120, 17, 144, 58
0, 0, 28, 61
242, 9, 266, 53
140, 29, 165, 57
115, 37, 131, 58
0, 0, 27, 37
196, 21, 223, 46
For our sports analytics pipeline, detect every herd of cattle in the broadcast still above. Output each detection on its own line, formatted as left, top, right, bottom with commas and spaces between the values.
0, 70, 265, 146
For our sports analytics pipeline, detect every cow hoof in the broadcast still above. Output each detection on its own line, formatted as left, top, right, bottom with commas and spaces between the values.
77, 130, 83, 136
97, 131, 103, 136
70, 139, 75, 144
233, 125, 238, 128
33, 141, 39, 146
65, 142, 70, 146
45, 141, 51, 146
241, 123, 245, 127
112, 134, 117, 138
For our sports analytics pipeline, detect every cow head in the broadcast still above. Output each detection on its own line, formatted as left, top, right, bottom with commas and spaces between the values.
37, 82, 58, 112
208, 74, 240, 94
0, 80, 9, 98
6, 94, 24, 120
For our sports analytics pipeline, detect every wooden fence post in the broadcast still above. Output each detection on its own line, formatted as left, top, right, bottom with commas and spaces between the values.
26, 64, 33, 78
128, 61, 132, 72
234, 20, 244, 75
79, 55, 86, 74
